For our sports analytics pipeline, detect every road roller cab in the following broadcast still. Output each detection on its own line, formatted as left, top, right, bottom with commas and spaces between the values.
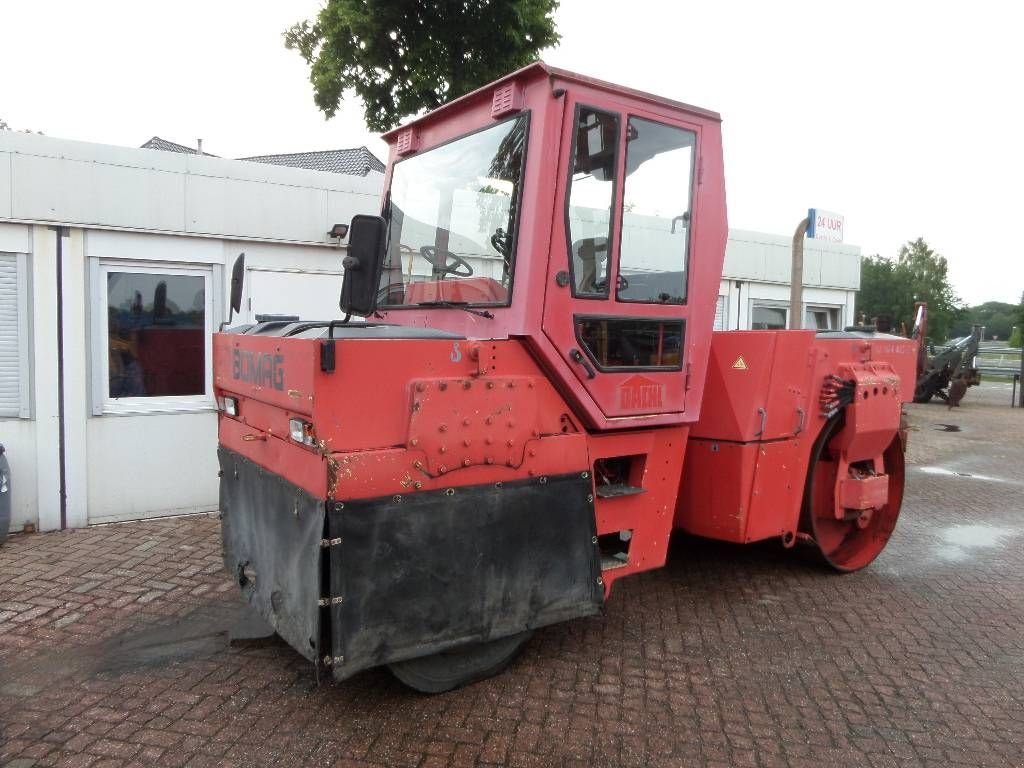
213, 63, 917, 692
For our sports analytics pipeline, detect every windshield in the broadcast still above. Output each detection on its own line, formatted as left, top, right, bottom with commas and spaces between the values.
379, 114, 528, 307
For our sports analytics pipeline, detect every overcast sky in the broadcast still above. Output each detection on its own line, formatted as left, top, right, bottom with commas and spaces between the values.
1, 0, 1021, 305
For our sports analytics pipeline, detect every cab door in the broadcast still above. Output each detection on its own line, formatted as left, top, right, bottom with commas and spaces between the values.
542, 98, 702, 423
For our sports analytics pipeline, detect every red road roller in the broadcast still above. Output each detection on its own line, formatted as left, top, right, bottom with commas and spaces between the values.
214, 64, 917, 692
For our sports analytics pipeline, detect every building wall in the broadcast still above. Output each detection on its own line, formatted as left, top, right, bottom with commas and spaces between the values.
0, 133, 383, 532
712, 229, 860, 331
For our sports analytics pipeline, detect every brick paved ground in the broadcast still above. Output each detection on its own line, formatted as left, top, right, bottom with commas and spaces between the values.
1, 382, 1023, 768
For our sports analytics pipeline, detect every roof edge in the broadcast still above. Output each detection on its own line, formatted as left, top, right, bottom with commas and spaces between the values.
382, 61, 721, 140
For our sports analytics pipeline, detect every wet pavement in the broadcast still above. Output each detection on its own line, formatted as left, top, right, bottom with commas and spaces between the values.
1, 382, 1023, 767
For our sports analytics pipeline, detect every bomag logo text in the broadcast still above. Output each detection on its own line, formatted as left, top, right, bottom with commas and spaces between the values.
232, 349, 285, 391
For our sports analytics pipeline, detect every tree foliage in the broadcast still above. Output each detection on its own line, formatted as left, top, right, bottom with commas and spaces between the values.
950, 301, 1019, 341
285, 0, 561, 133
857, 237, 963, 342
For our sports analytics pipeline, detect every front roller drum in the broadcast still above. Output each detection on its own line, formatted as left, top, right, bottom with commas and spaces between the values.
388, 631, 533, 693
799, 418, 906, 571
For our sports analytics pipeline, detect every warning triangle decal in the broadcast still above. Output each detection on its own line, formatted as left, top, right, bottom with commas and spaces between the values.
732, 356, 748, 370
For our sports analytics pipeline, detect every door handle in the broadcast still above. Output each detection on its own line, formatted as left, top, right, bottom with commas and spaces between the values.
754, 407, 767, 437
569, 348, 596, 379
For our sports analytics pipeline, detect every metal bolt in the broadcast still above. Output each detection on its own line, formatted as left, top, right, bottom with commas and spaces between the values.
528, 449, 536, 457
463, 381, 471, 389
507, 420, 515, 428
582, 471, 589, 479
592, 536, 598, 544
597, 577, 604, 586
414, 481, 423, 489
463, 418, 471, 426
539, 477, 547, 485
439, 446, 447, 454
485, 437, 493, 445
485, 457, 493, 465
416, 382, 426, 392
439, 382, 448, 391
463, 459, 471, 467
506, 439, 514, 447
410, 438, 419, 447
392, 495, 402, 503
413, 401, 421, 411
528, 381, 534, 388
439, 424, 447, 432
463, 438, 471, 447
439, 466, 447, 474
445, 488, 455, 496
485, 416, 493, 425
487, 381, 494, 389
507, 381, 515, 389
586, 494, 593, 503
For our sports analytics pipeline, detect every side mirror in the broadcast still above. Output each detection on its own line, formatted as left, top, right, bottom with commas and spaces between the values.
229, 253, 245, 315
221, 252, 245, 330
340, 215, 386, 317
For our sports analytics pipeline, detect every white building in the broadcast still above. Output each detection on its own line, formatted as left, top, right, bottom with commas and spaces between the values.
0, 132, 382, 533
0, 131, 858, 533
717, 229, 860, 332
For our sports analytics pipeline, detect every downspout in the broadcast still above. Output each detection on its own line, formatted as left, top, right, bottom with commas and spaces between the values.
52, 226, 69, 529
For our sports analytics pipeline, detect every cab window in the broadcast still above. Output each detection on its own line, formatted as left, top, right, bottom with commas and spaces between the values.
617, 118, 696, 304
577, 317, 684, 370
566, 107, 619, 297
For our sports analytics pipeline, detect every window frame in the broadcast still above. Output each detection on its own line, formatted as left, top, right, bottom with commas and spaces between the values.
615, 115, 698, 306
380, 111, 531, 309
565, 104, 622, 300
89, 259, 220, 416
804, 304, 843, 332
749, 299, 789, 331
0, 252, 33, 419
573, 314, 686, 372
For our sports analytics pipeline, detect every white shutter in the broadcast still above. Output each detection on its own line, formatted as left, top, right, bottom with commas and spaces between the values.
0, 254, 20, 416
713, 295, 727, 331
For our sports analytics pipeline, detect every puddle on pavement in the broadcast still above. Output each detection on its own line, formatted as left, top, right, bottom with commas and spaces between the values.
934, 524, 1019, 562
917, 466, 1007, 483
0, 598, 282, 685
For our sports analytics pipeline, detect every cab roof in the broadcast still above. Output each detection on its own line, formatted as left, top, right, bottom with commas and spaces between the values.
381, 61, 721, 141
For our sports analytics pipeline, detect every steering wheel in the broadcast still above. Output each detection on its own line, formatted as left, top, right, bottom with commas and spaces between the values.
420, 245, 474, 277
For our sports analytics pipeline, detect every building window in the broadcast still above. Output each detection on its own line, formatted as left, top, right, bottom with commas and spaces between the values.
805, 305, 841, 331
714, 295, 728, 331
0, 253, 31, 419
751, 302, 788, 330
617, 118, 696, 304
92, 261, 216, 414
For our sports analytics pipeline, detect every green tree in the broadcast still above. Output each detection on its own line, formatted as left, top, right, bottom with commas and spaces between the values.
1011, 291, 1024, 347
285, 0, 561, 133
857, 238, 963, 342
950, 301, 1018, 340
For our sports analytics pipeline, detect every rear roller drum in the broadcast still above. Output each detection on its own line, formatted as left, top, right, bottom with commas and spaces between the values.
388, 631, 533, 693
799, 418, 905, 572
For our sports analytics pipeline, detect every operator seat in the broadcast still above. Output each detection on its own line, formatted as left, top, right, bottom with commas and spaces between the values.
571, 236, 609, 293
